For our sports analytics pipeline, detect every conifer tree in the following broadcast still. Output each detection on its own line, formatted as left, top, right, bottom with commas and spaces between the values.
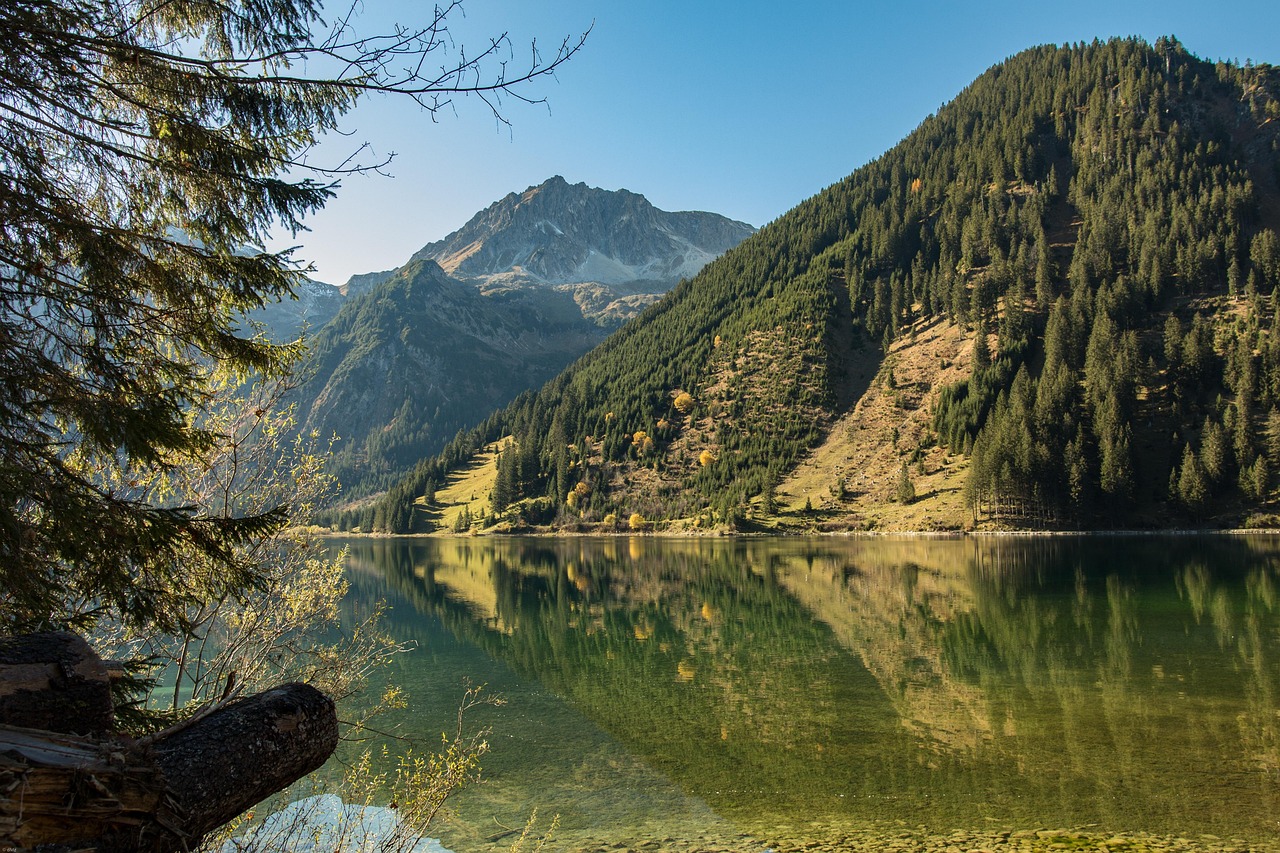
1201, 417, 1229, 485
491, 450, 516, 513
895, 463, 916, 504
972, 316, 992, 371
0, 0, 584, 632
1177, 444, 1209, 514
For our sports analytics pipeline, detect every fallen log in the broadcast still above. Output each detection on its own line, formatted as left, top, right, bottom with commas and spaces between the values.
0, 631, 114, 734
150, 682, 339, 845
0, 723, 163, 852
0, 633, 338, 852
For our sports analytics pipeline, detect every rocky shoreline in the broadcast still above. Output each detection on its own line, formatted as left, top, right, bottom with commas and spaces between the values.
759, 828, 1279, 853
549, 827, 1280, 853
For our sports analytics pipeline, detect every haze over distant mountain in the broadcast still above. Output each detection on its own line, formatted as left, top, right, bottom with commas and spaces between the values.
260, 178, 754, 499
252, 277, 346, 343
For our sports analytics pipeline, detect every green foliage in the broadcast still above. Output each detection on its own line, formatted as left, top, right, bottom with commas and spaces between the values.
378, 37, 1280, 530
214, 685, 508, 852
289, 262, 607, 499
0, 0, 585, 631
895, 463, 916, 504
88, 382, 404, 734
0, 0, 333, 629
1176, 443, 1210, 514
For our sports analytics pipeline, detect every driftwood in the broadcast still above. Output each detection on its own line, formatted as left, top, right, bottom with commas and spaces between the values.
0, 632, 338, 852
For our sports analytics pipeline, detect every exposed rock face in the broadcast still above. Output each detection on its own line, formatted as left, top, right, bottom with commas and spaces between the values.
412, 176, 755, 324
339, 268, 396, 297
256, 177, 754, 338
253, 278, 346, 342
295, 261, 605, 495
414, 175, 753, 286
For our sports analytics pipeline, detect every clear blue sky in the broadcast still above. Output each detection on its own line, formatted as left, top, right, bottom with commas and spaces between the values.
281, 0, 1280, 285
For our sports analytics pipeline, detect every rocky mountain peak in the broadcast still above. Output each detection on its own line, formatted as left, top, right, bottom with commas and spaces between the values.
410, 177, 754, 287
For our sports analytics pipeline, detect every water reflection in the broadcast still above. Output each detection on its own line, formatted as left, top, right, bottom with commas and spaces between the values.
339, 536, 1280, 846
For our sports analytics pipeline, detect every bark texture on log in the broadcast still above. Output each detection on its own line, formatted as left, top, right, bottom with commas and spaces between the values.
0, 633, 339, 853
0, 684, 336, 852
150, 683, 339, 843
0, 631, 114, 734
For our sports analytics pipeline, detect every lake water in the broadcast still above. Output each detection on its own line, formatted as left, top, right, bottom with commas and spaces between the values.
333, 535, 1280, 851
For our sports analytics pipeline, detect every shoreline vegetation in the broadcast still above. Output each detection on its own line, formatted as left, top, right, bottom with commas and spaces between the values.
308, 525, 1280, 539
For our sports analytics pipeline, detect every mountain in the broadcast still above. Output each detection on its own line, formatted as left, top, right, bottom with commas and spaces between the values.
368, 37, 1280, 534
293, 260, 604, 493
252, 277, 346, 342
412, 175, 755, 325
273, 179, 753, 498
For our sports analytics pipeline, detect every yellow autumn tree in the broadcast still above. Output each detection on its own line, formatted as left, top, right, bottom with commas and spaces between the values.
566, 481, 590, 508
673, 392, 695, 414
632, 430, 654, 455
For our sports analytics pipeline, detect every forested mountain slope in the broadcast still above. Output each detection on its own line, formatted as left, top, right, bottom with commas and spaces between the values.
263, 179, 751, 498
294, 260, 605, 495
367, 37, 1280, 533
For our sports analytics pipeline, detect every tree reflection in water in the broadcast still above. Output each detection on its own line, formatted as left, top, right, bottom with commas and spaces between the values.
337, 535, 1280, 846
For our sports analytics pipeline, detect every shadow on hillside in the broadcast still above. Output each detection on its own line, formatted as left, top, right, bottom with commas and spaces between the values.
827, 273, 879, 415
412, 503, 444, 532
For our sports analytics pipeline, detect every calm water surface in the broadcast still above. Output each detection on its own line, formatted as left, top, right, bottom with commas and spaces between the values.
335, 535, 1280, 850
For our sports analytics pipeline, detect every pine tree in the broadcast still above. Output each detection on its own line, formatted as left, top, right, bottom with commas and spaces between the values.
1267, 409, 1280, 464
1066, 426, 1091, 512
453, 506, 472, 533
1201, 417, 1228, 485
1034, 232, 1055, 308
0, 0, 584, 633
491, 450, 516, 513
1164, 315, 1184, 366
761, 472, 780, 515
972, 316, 992, 371
1177, 444, 1209, 514
895, 463, 917, 504
1250, 456, 1270, 501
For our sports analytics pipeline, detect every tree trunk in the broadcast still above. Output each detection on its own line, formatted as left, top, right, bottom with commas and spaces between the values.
0, 631, 114, 735
0, 633, 338, 852
149, 682, 339, 845
0, 724, 163, 852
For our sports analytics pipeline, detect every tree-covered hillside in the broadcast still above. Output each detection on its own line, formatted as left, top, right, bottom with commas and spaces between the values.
368, 37, 1280, 533
282, 178, 754, 501
292, 260, 605, 496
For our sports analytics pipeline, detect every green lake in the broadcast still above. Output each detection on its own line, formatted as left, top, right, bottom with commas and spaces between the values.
334, 535, 1280, 851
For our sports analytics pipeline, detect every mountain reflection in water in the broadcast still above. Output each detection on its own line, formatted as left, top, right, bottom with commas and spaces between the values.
336, 535, 1280, 850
